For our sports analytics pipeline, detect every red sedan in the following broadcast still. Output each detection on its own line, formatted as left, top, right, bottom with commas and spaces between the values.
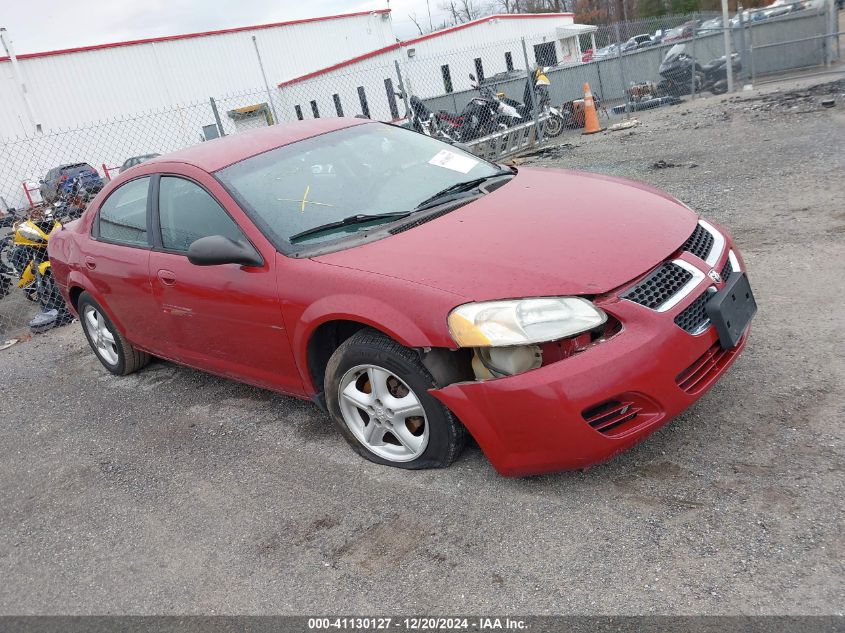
48, 118, 756, 476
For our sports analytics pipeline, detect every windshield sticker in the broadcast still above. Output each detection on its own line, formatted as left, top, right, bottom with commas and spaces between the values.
428, 150, 479, 174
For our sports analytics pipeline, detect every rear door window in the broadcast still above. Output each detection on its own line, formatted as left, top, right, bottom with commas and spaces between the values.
98, 177, 150, 246
157, 176, 245, 252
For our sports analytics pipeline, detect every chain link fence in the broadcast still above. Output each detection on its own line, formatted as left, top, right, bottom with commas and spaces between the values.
1, 5, 840, 339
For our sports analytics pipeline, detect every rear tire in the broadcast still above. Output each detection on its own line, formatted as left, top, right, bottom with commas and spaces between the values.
77, 291, 150, 375
325, 329, 466, 470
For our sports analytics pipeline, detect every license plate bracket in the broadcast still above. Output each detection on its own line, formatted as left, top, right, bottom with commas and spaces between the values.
706, 272, 757, 349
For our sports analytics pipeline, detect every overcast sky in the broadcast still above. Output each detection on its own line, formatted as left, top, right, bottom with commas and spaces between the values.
1, 0, 462, 55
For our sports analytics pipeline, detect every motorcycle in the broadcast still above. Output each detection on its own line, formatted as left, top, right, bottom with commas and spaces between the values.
494, 67, 566, 137
658, 44, 741, 97
1, 176, 93, 330
434, 79, 513, 143
398, 92, 438, 137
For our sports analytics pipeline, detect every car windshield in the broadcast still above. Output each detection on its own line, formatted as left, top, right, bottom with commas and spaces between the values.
664, 43, 687, 61
216, 123, 503, 250
700, 18, 722, 30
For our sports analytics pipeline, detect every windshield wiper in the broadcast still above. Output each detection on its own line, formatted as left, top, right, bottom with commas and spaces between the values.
289, 211, 412, 243
414, 171, 512, 212
289, 171, 513, 244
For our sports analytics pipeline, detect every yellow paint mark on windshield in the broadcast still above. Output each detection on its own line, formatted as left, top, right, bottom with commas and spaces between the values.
277, 183, 335, 213
300, 185, 310, 213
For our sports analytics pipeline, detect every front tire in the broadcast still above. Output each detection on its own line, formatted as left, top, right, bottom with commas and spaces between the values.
543, 115, 564, 137
325, 330, 466, 470
78, 292, 150, 375
710, 79, 728, 95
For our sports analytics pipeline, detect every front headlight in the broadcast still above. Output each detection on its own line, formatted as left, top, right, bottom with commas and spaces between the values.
16, 223, 45, 243
448, 297, 607, 347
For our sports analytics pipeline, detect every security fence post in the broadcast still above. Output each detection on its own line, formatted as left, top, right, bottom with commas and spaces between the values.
596, 57, 606, 104
736, 8, 749, 84
252, 35, 280, 125
209, 97, 226, 137
690, 28, 697, 99
394, 60, 411, 123
721, 0, 735, 92
521, 37, 544, 144
748, 20, 756, 86
613, 23, 630, 117
826, 0, 836, 66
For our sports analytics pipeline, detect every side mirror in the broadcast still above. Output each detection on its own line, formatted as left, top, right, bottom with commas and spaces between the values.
38, 179, 45, 185
187, 235, 263, 267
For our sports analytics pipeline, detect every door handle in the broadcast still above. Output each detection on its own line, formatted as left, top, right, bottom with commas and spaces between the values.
84, 256, 96, 270
157, 269, 176, 286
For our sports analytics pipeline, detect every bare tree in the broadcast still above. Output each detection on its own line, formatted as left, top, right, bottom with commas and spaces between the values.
437, 0, 494, 24
408, 11, 426, 35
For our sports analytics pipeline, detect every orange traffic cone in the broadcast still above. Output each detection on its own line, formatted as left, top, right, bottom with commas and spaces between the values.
582, 83, 605, 135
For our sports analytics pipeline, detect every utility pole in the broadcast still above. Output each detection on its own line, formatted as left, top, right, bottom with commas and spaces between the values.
721, 0, 734, 93
252, 35, 280, 124
0, 28, 41, 134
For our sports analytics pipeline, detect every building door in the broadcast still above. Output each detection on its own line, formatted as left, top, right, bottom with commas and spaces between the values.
533, 42, 558, 67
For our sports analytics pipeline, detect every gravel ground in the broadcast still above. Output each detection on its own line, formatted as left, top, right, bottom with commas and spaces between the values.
0, 75, 843, 615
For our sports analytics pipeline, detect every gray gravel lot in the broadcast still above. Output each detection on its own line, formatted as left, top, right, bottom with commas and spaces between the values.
0, 76, 843, 615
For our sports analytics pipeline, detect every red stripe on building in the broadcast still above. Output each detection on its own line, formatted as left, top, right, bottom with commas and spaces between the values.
0, 9, 391, 62
277, 13, 575, 88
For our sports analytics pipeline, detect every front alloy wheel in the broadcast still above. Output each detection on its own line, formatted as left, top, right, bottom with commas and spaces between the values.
325, 329, 466, 470
338, 364, 430, 462
543, 115, 564, 137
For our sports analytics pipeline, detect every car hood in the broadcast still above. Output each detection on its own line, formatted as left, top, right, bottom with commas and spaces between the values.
313, 167, 698, 301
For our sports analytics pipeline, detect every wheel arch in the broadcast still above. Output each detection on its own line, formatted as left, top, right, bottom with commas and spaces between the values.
68, 284, 85, 311
305, 319, 372, 403
64, 272, 127, 334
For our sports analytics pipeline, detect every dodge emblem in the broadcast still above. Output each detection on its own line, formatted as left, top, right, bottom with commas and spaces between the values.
708, 269, 723, 284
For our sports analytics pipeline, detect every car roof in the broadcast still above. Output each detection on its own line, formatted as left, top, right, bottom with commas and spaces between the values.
145, 117, 370, 172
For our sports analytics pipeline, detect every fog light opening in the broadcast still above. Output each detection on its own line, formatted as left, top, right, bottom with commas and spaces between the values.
471, 345, 542, 380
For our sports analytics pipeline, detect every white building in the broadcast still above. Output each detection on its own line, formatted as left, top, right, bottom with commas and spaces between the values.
0, 9, 594, 208
0, 10, 394, 138
278, 13, 597, 122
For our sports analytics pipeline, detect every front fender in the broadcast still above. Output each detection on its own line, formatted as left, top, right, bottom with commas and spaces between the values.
292, 294, 436, 393
18, 262, 34, 288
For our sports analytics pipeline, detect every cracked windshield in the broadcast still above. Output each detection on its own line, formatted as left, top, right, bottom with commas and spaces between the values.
216, 122, 504, 247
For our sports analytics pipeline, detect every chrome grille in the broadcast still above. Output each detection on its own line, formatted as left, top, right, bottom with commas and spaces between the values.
621, 262, 693, 310
682, 223, 714, 261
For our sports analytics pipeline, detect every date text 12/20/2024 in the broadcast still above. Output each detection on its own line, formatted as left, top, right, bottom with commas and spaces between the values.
307, 617, 527, 630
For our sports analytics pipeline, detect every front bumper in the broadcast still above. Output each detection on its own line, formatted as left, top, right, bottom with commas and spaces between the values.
431, 245, 751, 477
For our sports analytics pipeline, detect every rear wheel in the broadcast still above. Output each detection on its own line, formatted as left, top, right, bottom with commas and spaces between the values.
325, 330, 466, 469
78, 292, 150, 375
